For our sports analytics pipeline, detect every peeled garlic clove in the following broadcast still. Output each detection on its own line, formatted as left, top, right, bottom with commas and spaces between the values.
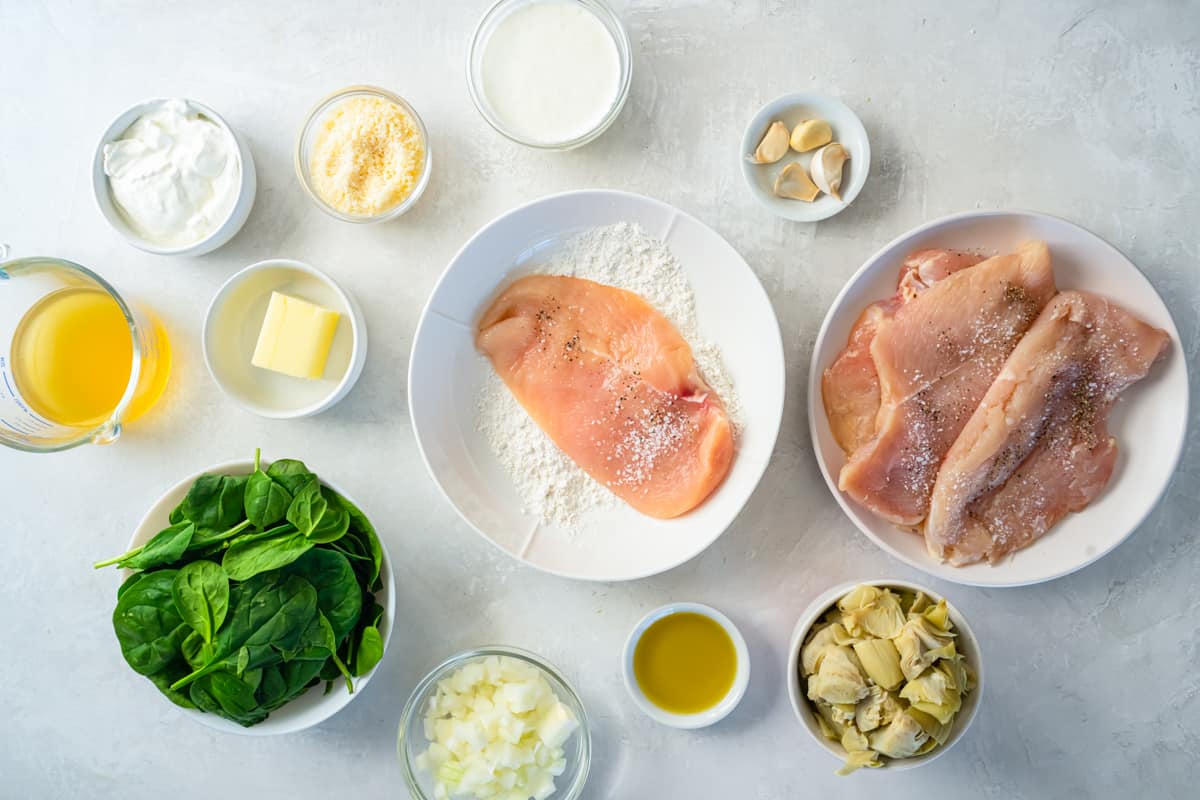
809, 142, 850, 200
749, 120, 790, 164
790, 118, 833, 152
774, 162, 820, 201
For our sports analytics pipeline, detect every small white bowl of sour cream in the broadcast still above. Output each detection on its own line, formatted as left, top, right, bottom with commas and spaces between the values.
203, 259, 368, 419
93, 97, 256, 256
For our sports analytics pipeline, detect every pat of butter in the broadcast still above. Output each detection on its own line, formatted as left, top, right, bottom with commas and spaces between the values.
251, 291, 340, 380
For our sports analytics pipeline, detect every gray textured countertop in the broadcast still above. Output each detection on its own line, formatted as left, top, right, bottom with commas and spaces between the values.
2, 1, 1197, 797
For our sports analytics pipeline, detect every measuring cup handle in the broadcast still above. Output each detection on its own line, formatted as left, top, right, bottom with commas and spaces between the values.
93, 420, 123, 445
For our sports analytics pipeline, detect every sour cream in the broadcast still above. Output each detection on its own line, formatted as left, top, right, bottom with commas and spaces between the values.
479, 0, 622, 146
103, 99, 240, 247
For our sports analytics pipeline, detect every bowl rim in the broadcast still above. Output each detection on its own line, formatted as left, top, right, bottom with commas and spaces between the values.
92, 96, 255, 255
117, 457, 397, 736
465, 0, 633, 150
621, 602, 751, 729
294, 84, 432, 223
397, 645, 592, 800
202, 257, 368, 419
738, 91, 871, 222
786, 579, 984, 771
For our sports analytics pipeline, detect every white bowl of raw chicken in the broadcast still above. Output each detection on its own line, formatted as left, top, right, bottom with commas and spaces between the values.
409, 190, 786, 581
809, 210, 1188, 587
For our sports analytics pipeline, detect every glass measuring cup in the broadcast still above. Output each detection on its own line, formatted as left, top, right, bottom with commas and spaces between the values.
0, 248, 171, 452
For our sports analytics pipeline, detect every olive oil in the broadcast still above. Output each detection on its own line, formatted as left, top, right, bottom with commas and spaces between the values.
633, 612, 737, 714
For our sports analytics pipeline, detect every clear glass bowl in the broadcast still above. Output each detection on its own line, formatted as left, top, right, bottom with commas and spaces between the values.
295, 85, 432, 223
466, 0, 632, 150
397, 646, 592, 800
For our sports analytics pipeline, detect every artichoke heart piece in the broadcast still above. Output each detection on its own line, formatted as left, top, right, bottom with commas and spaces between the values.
854, 685, 902, 733
900, 668, 962, 725
852, 638, 905, 691
922, 599, 951, 631
868, 711, 930, 759
906, 591, 931, 616
839, 586, 906, 639
837, 584, 881, 614
841, 725, 870, 753
812, 700, 846, 740
801, 622, 852, 676
907, 706, 954, 746
836, 749, 882, 776
807, 645, 869, 705
893, 617, 957, 681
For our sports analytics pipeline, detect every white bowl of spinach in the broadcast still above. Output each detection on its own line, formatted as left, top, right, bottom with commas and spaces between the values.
95, 450, 395, 734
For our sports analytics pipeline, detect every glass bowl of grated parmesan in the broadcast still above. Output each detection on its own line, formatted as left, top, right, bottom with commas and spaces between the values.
295, 85, 432, 223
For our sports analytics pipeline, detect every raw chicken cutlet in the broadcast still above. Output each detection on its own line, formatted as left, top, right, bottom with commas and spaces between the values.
476, 274, 734, 519
925, 290, 1169, 565
838, 241, 1056, 525
822, 249, 985, 456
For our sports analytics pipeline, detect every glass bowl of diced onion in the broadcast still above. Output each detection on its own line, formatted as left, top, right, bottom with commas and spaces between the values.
398, 646, 591, 800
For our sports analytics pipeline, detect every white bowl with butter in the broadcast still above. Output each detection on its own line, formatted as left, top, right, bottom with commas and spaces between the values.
93, 98, 256, 255
203, 259, 367, 418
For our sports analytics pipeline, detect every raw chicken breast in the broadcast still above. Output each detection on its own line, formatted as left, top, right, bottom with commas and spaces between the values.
925, 291, 1170, 565
823, 249, 984, 455
477, 274, 734, 519
838, 241, 1056, 525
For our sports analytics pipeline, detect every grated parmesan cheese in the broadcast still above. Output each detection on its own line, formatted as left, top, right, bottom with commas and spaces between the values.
309, 95, 425, 216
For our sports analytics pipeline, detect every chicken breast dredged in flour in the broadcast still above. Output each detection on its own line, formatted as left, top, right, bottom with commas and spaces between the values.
476, 274, 734, 519
925, 290, 1170, 565
837, 241, 1057, 526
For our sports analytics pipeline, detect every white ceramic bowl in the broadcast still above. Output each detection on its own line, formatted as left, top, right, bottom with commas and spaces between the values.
92, 98, 256, 256
622, 603, 750, 729
740, 92, 870, 222
119, 458, 396, 735
466, 0, 632, 150
408, 189, 785, 581
787, 580, 983, 771
809, 210, 1189, 586
203, 258, 368, 418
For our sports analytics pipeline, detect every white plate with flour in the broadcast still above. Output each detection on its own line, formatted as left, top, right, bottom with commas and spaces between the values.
809, 210, 1189, 587
409, 190, 785, 581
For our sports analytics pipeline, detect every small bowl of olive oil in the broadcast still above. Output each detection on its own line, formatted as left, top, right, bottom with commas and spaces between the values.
622, 602, 750, 729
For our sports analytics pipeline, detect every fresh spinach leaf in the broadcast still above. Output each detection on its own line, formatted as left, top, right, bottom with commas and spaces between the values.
282, 549, 362, 642
186, 519, 253, 550
180, 474, 248, 531
266, 458, 316, 496
354, 626, 384, 676
190, 671, 269, 727
112, 570, 190, 676
245, 449, 292, 529
338, 493, 383, 589
147, 661, 198, 709
305, 488, 349, 543
94, 521, 195, 570
171, 561, 229, 644
170, 574, 319, 691
222, 529, 314, 581
286, 479, 328, 537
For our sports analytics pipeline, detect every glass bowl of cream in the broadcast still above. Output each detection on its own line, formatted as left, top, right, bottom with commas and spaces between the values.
467, 0, 632, 150
92, 98, 256, 256
295, 86, 432, 223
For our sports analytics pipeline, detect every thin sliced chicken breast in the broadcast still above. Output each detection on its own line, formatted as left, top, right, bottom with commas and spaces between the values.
838, 241, 1056, 525
925, 290, 1170, 564
823, 249, 984, 456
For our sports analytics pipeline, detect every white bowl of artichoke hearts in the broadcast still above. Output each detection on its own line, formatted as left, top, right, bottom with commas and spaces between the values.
787, 581, 983, 774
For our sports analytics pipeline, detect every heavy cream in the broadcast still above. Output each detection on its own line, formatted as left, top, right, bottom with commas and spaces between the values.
103, 99, 239, 247
480, 0, 621, 145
